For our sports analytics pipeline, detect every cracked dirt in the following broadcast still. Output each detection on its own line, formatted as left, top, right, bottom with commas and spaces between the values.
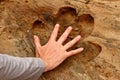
0, 0, 120, 80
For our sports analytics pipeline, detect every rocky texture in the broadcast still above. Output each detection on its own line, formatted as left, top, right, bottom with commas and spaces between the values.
0, 0, 120, 80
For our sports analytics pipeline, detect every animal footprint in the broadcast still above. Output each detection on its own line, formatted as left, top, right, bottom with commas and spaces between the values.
31, 6, 102, 63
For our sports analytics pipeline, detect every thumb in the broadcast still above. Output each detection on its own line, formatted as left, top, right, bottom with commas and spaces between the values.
34, 35, 42, 54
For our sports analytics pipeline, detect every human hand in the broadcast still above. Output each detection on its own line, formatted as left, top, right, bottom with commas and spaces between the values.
34, 24, 83, 72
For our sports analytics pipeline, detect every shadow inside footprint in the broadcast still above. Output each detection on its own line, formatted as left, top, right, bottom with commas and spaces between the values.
55, 7, 77, 26
31, 20, 51, 45
75, 14, 94, 39
75, 41, 102, 63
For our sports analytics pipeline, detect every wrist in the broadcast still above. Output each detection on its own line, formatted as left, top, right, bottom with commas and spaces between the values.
43, 61, 49, 72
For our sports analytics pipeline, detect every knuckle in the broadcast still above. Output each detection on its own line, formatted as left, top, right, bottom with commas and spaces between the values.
61, 35, 67, 39
74, 37, 79, 41
70, 51, 74, 55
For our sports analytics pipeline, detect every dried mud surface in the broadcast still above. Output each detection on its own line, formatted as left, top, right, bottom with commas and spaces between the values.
0, 0, 120, 80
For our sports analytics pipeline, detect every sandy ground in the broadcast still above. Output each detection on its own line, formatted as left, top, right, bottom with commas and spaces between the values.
0, 0, 120, 80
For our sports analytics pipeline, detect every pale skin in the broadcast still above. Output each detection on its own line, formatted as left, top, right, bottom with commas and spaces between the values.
34, 24, 84, 72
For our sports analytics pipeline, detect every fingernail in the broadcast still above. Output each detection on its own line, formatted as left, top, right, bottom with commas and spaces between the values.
56, 24, 60, 26
77, 35, 81, 39
68, 26, 72, 30
34, 35, 39, 40
34, 35, 37, 38
80, 48, 84, 51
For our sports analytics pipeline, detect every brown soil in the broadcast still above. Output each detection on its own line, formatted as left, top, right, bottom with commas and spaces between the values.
0, 0, 120, 80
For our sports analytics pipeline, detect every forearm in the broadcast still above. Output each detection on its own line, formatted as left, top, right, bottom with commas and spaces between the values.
0, 54, 45, 80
